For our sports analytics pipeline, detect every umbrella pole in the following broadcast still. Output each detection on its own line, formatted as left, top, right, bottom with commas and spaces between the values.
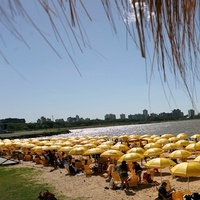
187, 177, 189, 191
160, 169, 162, 182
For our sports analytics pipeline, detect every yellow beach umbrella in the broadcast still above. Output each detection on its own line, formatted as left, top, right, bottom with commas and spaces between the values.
177, 133, 188, 139
144, 143, 160, 149
168, 150, 191, 159
185, 143, 200, 151
155, 138, 168, 146
193, 155, 200, 162
84, 143, 97, 149
83, 147, 105, 156
175, 140, 189, 147
145, 157, 176, 169
98, 144, 111, 150
119, 135, 129, 141
145, 157, 176, 181
32, 146, 43, 152
127, 147, 145, 154
0, 142, 5, 147
128, 134, 140, 140
161, 133, 174, 138
117, 153, 144, 164
170, 162, 200, 190
143, 148, 163, 157
168, 137, 178, 142
162, 143, 177, 151
68, 146, 87, 155
111, 143, 129, 151
58, 146, 73, 152
191, 134, 200, 139
100, 149, 124, 158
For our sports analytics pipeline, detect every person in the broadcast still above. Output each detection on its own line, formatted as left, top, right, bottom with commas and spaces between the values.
69, 162, 78, 175
133, 162, 143, 183
146, 173, 159, 186
119, 161, 129, 190
158, 182, 174, 200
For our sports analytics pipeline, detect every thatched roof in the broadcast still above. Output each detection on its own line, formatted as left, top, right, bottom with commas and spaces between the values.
1, 0, 200, 101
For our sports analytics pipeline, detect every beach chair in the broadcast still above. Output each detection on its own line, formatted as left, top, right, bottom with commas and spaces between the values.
84, 165, 94, 175
34, 157, 41, 164
147, 169, 155, 180
172, 191, 184, 200
75, 161, 83, 169
17, 153, 25, 163
111, 172, 121, 184
24, 154, 32, 161
40, 159, 49, 167
128, 174, 138, 188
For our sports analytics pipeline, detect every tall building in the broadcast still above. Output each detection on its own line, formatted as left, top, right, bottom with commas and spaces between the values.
143, 109, 148, 121
120, 114, 126, 120
188, 109, 195, 118
104, 114, 116, 120
172, 109, 183, 118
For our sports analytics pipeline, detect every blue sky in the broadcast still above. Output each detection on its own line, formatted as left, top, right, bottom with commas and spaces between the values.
0, 1, 199, 123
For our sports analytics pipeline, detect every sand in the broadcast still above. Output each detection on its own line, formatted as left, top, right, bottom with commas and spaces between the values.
7, 160, 200, 200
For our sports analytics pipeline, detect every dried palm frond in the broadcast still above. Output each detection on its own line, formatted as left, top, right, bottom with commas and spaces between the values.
1, 0, 200, 100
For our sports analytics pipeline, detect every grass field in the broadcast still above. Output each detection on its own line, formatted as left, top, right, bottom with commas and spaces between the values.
0, 167, 61, 200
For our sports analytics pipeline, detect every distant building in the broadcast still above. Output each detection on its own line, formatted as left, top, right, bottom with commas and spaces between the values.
172, 109, 184, 118
104, 114, 116, 121
188, 109, 195, 118
67, 115, 80, 123
120, 114, 126, 120
143, 109, 148, 121
128, 114, 144, 120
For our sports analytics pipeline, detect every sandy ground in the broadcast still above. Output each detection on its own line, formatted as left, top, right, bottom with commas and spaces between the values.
6, 160, 200, 200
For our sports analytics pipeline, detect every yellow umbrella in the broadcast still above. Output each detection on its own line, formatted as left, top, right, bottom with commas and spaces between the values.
162, 143, 177, 151
144, 143, 160, 149
100, 149, 124, 158
119, 135, 129, 141
68, 146, 87, 155
177, 133, 188, 139
127, 147, 145, 154
168, 137, 178, 142
191, 134, 200, 139
117, 153, 144, 164
83, 147, 105, 156
161, 133, 174, 138
185, 143, 200, 151
111, 143, 129, 151
83, 143, 97, 149
98, 144, 111, 150
155, 138, 169, 146
193, 155, 200, 162
145, 157, 176, 168
145, 157, 176, 181
143, 148, 163, 157
32, 146, 43, 152
58, 146, 73, 152
168, 150, 191, 159
175, 140, 189, 147
170, 162, 200, 190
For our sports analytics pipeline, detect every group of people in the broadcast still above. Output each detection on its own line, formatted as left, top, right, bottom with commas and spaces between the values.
117, 161, 144, 190
117, 160, 161, 192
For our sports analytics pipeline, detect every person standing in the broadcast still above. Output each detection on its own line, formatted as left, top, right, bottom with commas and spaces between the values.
119, 161, 129, 190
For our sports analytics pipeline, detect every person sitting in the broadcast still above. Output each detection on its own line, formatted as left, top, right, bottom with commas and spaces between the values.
69, 162, 78, 175
158, 182, 175, 200
146, 173, 159, 186
69, 162, 83, 175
